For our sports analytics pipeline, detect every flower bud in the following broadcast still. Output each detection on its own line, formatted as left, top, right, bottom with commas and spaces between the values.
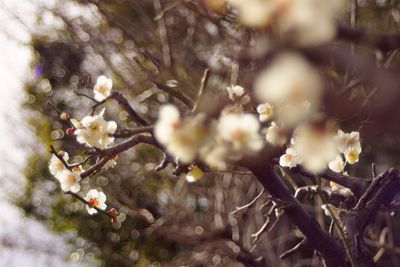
60, 112, 70, 120
108, 208, 118, 224
66, 127, 75, 135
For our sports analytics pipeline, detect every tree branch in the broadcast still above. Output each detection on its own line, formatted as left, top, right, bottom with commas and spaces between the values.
245, 162, 347, 266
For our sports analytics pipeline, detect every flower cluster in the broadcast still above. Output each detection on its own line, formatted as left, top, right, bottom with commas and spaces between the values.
49, 152, 81, 193
48, 152, 108, 215
48, 76, 118, 215
277, 122, 362, 174
227, 0, 345, 45
154, 96, 264, 172
73, 108, 117, 149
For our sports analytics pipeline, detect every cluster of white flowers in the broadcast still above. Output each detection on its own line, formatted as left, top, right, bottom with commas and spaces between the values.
227, 0, 345, 45
155, 105, 209, 163
48, 152, 108, 215
277, 121, 362, 174
73, 108, 117, 149
49, 152, 81, 193
327, 130, 362, 173
154, 102, 264, 172
47, 76, 118, 215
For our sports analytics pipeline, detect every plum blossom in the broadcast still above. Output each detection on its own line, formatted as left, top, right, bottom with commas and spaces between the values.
57, 169, 81, 193
218, 113, 263, 153
164, 114, 208, 163
345, 150, 360, 165
278, 0, 345, 45
49, 152, 69, 177
257, 103, 274, 122
292, 120, 337, 173
279, 148, 301, 169
335, 130, 362, 153
228, 0, 288, 28
226, 85, 250, 105
255, 53, 322, 127
200, 143, 228, 170
84, 189, 107, 215
228, 0, 345, 45
328, 155, 345, 173
74, 108, 117, 149
265, 121, 287, 146
154, 104, 181, 145
155, 105, 208, 163
334, 130, 362, 165
93, 75, 113, 101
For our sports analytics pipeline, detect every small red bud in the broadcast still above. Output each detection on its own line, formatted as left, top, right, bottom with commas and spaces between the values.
66, 127, 75, 135
108, 208, 118, 224
60, 112, 70, 120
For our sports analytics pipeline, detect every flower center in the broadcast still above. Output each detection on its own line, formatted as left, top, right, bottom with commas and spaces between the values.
230, 128, 246, 142
66, 173, 76, 185
98, 84, 108, 94
89, 122, 99, 131
88, 197, 99, 207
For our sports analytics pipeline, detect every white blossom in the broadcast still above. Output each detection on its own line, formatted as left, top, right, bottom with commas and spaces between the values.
335, 130, 362, 154
292, 121, 337, 173
345, 149, 360, 165
49, 152, 69, 177
200, 143, 228, 170
93, 75, 113, 101
154, 104, 181, 145
279, 147, 301, 169
84, 189, 107, 215
218, 113, 263, 153
255, 53, 322, 127
278, 0, 345, 45
257, 103, 274, 122
229, 0, 345, 45
57, 170, 81, 193
265, 121, 287, 146
226, 85, 250, 105
328, 155, 345, 173
164, 114, 208, 163
74, 108, 117, 149
228, 0, 286, 28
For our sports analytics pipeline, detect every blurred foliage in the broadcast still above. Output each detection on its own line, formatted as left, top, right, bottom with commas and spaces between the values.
20, 0, 400, 266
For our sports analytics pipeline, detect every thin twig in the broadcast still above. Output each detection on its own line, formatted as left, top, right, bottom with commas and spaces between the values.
154, 0, 184, 21
230, 189, 265, 214
192, 68, 210, 113
317, 177, 356, 267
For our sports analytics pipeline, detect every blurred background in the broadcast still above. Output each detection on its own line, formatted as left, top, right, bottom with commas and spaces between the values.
2, 0, 400, 266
